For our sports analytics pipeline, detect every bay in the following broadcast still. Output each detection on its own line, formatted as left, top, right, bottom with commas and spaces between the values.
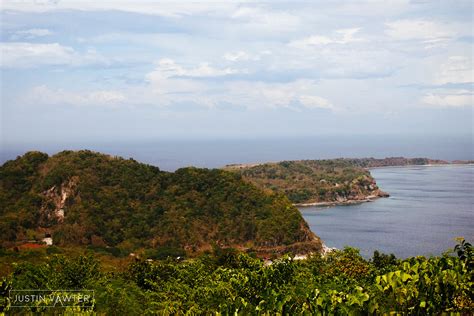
300, 165, 474, 258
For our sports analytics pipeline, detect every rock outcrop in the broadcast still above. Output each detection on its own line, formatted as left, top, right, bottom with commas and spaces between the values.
39, 176, 78, 225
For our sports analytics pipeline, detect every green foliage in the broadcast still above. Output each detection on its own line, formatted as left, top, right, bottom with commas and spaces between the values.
371, 250, 398, 274
454, 237, 472, 262
2, 241, 472, 314
144, 247, 186, 260
0, 277, 12, 312
344, 157, 447, 168
0, 151, 316, 253
226, 159, 382, 204
12, 255, 101, 290
374, 255, 473, 313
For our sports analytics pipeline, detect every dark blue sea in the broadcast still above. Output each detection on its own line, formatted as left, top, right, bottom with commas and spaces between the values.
300, 165, 474, 258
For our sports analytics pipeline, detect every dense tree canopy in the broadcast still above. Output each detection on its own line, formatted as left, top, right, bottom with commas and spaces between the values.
1, 241, 472, 314
0, 151, 319, 255
225, 159, 387, 204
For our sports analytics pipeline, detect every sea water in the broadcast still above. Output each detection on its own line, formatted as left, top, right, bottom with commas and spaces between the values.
300, 165, 474, 258
1, 135, 472, 171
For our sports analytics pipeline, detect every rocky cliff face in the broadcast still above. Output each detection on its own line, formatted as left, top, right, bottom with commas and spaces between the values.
320, 175, 389, 206
39, 176, 78, 226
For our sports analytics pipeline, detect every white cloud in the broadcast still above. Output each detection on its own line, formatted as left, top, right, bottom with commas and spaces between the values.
319, 1, 411, 17
280, 40, 396, 80
290, 35, 333, 47
299, 95, 333, 109
1, 1, 237, 17
146, 61, 205, 99
385, 19, 456, 48
435, 56, 473, 85
1, 42, 74, 68
27, 85, 126, 107
145, 59, 334, 110
421, 90, 473, 107
223, 50, 272, 63
11, 28, 53, 39
153, 58, 242, 78
335, 28, 363, 44
223, 51, 252, 62
0, 42, 107, 68
144, 58, 246, 107
228, 80, 334, 111
289, 28, 363, 49
231, 6, 301, 32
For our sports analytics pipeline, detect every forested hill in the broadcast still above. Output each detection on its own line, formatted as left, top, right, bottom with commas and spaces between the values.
224, 160, 388, 205
341, 157, 448, 168
0, 151, 321, 255
223, 157, 455, 205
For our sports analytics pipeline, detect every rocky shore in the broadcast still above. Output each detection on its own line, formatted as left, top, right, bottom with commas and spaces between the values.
295, 190, 389, 207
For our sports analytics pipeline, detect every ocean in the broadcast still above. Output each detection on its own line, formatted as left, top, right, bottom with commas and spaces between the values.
1, 135, 472, 171
300, 165, 474, 258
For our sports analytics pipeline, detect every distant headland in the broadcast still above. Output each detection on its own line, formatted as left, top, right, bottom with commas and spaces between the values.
224, 157, 473, 206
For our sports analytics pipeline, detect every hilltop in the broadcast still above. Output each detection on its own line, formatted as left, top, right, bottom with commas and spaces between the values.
0, 151, 321, 257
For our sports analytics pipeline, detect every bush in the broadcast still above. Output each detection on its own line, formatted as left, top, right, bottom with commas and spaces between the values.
144, 247, 186, 260
3, 245, 473, 314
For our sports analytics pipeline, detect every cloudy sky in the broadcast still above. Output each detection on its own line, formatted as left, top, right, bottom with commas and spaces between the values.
1, 0, 473, 144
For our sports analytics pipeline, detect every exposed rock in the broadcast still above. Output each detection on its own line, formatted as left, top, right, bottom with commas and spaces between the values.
377, 190, 390, 198
321, 243, 336, 256
39, 176, 78, 225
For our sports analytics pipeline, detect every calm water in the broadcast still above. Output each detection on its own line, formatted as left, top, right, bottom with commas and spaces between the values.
300, 165, 474, 258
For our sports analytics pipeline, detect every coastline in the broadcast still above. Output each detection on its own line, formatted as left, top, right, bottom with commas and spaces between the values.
295, 194, 387, 208
297, 163, 474, 208
367, 162, 474, 170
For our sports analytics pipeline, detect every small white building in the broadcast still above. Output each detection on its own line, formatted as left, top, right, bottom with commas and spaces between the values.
42, 237, 53, 246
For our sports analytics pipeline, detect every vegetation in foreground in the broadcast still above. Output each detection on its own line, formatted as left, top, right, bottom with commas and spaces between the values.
0, 239, 472, 315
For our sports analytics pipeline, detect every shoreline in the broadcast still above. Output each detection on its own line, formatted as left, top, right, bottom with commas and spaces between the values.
296, 163, 474, 208
367, 162, 474, 170
295, 194, 387, 208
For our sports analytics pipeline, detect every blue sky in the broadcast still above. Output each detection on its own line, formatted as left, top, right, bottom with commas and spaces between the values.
0, 0, 473, 144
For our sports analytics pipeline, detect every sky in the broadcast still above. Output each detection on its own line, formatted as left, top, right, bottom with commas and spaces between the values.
0, 0, 473, 146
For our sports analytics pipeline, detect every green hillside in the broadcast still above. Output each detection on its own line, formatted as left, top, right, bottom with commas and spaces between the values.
225, 159, 388, 205
340, 157, 448, 168
0, 151, 320, 256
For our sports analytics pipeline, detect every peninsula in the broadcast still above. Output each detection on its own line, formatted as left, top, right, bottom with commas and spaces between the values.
224, 157, 469, 206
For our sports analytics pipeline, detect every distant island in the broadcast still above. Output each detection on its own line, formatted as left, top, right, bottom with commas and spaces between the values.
224, 157, 472, 206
